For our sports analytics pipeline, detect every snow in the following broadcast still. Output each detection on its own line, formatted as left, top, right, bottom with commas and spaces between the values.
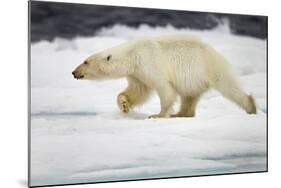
30, 24, 267, 186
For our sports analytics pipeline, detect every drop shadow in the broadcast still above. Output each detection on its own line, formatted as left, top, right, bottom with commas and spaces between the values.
17, 179, 28, 187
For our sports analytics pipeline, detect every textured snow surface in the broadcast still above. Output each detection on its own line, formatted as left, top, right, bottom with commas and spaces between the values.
30, 24, 267, 186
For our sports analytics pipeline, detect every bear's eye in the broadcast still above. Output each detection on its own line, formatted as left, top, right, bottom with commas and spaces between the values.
106, 55, 112, 61
84, 60, 88, 65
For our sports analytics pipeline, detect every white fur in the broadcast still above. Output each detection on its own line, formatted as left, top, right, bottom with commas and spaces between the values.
73, 35, 257, 118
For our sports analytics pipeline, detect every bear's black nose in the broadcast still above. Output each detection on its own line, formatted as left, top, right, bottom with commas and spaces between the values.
72, 71, 78, 79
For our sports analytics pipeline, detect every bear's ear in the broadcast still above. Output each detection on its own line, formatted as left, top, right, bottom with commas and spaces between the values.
106, 55, 112, 61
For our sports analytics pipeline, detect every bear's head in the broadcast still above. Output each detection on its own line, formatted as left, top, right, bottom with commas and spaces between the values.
72, 43, 135, 80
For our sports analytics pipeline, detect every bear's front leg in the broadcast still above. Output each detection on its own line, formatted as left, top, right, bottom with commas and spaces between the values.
117, 76, 151, 114
149, 85, 177, 118
117, 93, 131, 113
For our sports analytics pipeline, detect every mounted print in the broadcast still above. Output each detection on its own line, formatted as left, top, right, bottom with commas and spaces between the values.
28, 1, 268, 187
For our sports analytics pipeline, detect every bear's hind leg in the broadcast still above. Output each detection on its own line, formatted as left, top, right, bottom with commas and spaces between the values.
117, 76, 151, 113
171, 96, 200, 117
214, 76, 257, 114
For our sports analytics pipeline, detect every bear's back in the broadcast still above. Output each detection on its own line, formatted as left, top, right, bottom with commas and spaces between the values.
134, 35, 224, 96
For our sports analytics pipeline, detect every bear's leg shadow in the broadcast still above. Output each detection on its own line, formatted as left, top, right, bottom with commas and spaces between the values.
171, 96, 200, 117
214, 75, 257, 114
117, 76, 151, 113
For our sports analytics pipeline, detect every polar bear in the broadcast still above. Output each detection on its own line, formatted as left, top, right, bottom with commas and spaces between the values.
72, 35, 256, 118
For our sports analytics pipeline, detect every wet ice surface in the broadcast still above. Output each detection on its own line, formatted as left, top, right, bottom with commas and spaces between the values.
30, 24, 267, 186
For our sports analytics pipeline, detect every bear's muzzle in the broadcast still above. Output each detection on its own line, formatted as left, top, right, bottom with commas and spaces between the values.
72, 71, 84, 79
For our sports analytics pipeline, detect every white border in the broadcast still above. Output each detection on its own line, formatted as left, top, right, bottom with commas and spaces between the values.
1, 0, 280, 188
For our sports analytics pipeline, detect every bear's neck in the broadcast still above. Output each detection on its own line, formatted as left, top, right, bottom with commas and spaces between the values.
105, 66, 135, 79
